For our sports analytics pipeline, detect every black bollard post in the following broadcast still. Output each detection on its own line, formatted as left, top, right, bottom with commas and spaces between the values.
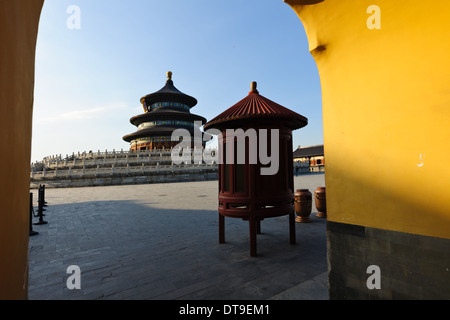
38, 185, 46, 216
34, 187, 48, 226
29, 193, 39, 236
42, 184, 47, 207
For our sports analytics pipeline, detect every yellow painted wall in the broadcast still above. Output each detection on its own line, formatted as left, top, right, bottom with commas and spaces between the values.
0, 0, 44, 299
285, 0, 450, 239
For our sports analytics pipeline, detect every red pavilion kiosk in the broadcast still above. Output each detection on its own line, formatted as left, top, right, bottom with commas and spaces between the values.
204, 82, 308, 256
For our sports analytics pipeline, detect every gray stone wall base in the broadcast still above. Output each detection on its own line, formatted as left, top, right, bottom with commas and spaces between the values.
327, 221, 450, 299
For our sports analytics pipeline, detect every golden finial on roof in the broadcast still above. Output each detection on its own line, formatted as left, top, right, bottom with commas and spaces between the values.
167, 71, 173, 80
250, 81, 259, 94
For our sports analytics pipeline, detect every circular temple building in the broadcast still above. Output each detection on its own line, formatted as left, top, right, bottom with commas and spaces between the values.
123, 72, 207, 151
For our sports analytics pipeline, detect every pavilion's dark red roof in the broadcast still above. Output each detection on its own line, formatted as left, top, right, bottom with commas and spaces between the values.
204, 82, 308, 130
293, 145, 324, 158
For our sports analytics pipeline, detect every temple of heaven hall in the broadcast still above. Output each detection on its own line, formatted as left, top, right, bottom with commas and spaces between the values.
123, 72, 207, 151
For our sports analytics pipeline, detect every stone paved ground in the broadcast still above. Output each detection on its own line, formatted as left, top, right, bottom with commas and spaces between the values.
28, 173, 328, 300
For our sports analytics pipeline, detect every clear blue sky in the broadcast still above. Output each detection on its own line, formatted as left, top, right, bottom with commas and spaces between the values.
31, 0, 323, 163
